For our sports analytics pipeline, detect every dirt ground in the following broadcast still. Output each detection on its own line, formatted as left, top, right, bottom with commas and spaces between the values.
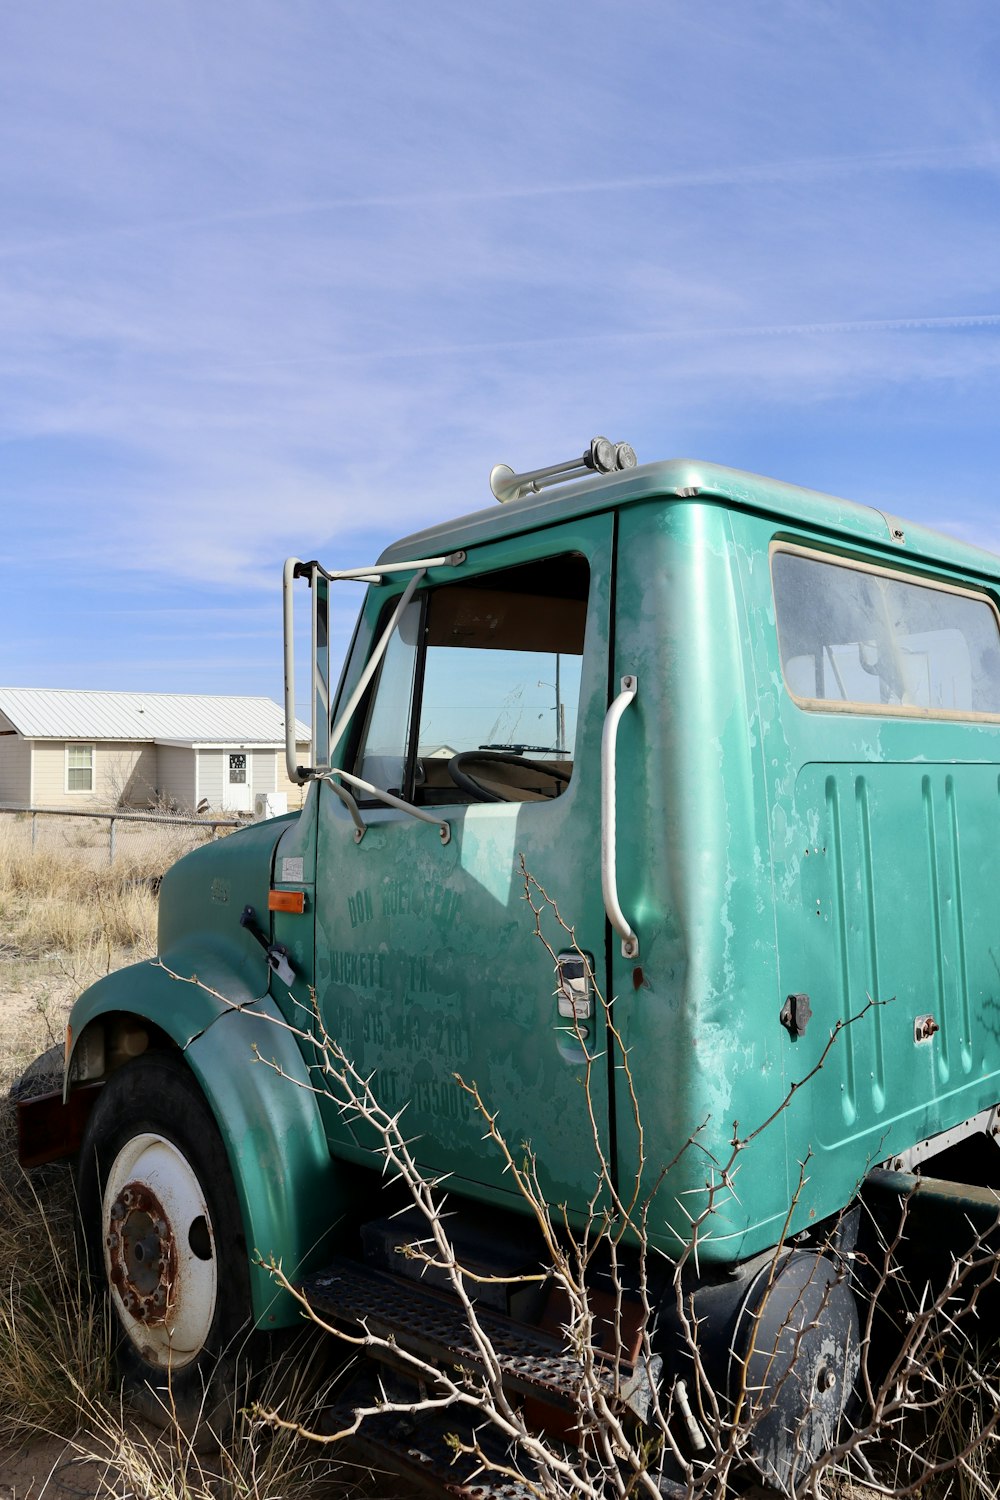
0, 1437, 109, 1500
0, 969, 70, 1075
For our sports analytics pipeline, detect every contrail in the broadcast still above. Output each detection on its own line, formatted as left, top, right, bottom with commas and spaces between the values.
0, 142, 997, 260
233, 311, 1000, 370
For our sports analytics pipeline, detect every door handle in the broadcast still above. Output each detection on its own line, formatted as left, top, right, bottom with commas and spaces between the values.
601, 675, 639, 959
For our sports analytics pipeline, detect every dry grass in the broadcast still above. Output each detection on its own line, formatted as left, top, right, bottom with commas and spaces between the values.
0, 1102, 113, 1446
0, 837, 378, 1499
0, 821, 159, 967
72, 1344, 369, 1500
0, 833, 161, 1454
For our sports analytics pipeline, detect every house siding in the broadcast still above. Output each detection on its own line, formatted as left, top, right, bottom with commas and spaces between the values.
251, 749, 276, 796
2, 733, 307, 814
0, 713, 31, 806
103, 744, 158, 806
247, 749, 307, 812
157, 746, 198, 812
31, 740, 156, 809
196, 749, 224, 810
276, 744, 310, 808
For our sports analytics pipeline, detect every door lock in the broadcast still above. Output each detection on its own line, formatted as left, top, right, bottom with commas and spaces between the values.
557, 953, 594, 1022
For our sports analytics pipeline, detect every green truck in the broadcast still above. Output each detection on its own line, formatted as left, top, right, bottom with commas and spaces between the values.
20, 440, 1000, 1492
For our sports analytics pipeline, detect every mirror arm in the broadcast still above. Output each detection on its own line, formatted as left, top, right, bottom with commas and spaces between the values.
328, 768, 451, 846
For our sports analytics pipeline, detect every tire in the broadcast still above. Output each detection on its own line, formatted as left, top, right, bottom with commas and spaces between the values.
726, 1250, 860, 1492
77, 1052, 255, 1434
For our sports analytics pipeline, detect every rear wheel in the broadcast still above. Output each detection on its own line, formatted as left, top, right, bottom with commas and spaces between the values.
77, 1052, 254, 1433
727, 1250, 860, 1492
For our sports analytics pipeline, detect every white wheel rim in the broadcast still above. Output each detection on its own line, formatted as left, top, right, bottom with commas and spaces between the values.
102, 1132, 218, 1370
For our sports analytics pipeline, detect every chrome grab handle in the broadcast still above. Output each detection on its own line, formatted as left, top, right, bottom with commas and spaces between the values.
601, 675, 638, 959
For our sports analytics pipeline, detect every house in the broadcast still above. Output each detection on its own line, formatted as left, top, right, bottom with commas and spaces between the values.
0, 689, 310, 814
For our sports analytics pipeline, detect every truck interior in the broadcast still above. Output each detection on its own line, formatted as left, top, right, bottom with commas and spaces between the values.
354, 552, 590, 805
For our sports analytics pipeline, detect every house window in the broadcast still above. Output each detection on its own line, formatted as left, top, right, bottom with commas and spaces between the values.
229, 752, 247, 785
66, 743, 94, 793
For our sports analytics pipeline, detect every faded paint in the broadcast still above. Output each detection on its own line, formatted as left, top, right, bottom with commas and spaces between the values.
64, 454, 1000, 1315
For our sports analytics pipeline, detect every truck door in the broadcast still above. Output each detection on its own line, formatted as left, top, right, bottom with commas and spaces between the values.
314, 514, 614, 1219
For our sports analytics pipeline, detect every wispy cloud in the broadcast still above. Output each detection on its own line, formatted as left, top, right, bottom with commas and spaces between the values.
3, 0, 1000, 691
3, 141, 999, 261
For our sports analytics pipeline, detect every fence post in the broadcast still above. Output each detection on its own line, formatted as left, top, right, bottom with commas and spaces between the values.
109, 818, 116, 866
31, 811, 37, 852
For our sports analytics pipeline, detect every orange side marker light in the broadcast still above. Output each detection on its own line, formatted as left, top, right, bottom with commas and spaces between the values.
269, 889, 306, 914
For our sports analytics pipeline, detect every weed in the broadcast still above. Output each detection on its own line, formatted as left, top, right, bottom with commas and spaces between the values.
72, 1338, 370, 1500
0, 1094, 113, 1445
0, 821, 158, 974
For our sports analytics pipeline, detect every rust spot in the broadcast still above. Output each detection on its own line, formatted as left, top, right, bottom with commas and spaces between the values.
632, 966, 645, 991
914, 1014, 940, 1044
106, 1179, 178, 1327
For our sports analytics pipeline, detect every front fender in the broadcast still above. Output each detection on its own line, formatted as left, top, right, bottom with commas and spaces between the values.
67, 969, 349, 1328
185, 998, 347, 1326
66, 957, 254, 1091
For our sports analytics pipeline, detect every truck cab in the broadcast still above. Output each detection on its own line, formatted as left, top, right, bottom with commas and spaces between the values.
38, 442, 1000, 1491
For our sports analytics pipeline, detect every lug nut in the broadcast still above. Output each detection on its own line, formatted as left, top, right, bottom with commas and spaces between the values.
106, 1232, 119, 1250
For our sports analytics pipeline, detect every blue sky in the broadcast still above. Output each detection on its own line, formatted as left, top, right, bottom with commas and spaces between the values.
3, 1, 1000, 717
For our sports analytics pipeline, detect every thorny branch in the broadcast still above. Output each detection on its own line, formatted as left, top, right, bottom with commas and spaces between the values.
157, 877, 1000, 1500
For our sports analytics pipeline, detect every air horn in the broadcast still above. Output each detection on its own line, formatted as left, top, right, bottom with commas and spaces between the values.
490, 435, 637, 505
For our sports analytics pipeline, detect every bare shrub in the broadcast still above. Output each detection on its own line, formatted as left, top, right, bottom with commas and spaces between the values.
12, 849, 1000, 1496
212, 863, 1000, 1500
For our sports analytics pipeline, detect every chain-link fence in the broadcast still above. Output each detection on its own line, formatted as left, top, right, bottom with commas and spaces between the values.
0, 806, 243, 874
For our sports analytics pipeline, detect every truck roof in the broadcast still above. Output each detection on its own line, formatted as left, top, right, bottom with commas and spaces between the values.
378, 457, 999, 582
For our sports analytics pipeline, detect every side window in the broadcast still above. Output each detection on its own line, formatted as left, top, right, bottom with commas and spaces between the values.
773, 547, 1000, 717
356, 601, 421, 793
354, 554, 589, 803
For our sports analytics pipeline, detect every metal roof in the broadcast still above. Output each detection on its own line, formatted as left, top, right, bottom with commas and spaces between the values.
0, 688, 310, 745
378, 457, 1000, 581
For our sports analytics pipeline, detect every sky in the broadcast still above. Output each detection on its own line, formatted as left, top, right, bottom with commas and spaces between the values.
3, 1, 1000, 720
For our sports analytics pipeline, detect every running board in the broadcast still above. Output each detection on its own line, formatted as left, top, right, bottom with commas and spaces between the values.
299, 1255, 660, 1423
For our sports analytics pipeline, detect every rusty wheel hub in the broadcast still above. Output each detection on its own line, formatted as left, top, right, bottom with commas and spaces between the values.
101, 1131, 218, 1370
106, 1179, 177, 1326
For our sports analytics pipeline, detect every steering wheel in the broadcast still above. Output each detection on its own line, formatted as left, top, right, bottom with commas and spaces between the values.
447, 751, 568, 803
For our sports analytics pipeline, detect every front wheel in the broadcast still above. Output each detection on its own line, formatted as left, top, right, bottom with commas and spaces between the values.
77, 1052, 254, 1433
